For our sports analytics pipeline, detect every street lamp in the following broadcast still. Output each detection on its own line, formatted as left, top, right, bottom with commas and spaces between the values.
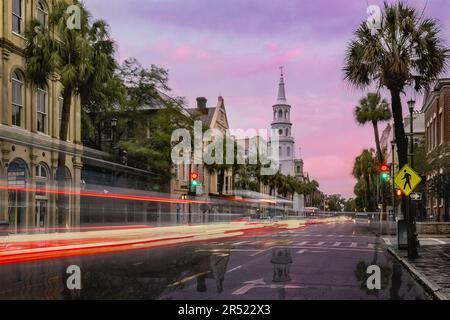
407, 98, 415, 168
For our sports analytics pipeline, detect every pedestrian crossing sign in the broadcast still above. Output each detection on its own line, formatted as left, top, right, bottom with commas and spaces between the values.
394, 164, 422, 196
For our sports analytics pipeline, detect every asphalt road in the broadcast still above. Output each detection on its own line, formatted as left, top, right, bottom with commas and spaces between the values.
0, 220, 432, 300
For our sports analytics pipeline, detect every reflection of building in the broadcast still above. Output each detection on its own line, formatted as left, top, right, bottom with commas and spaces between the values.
422, 79, 450, 220
0, 0, 82, 232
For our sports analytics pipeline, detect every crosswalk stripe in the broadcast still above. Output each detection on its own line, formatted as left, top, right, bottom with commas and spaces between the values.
234, 241, 250, 245
350, 242, 358, 248
317, 242, 325, 246
333, 242, 341, 247
297, 241, 308, 246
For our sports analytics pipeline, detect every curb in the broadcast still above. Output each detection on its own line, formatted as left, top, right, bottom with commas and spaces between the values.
387, 247, 448, 300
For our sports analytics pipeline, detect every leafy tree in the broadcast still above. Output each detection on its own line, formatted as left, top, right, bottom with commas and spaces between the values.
24, 0, 117, 168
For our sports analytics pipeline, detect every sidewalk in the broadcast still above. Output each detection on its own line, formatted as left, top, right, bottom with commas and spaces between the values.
387, 243, 450, 300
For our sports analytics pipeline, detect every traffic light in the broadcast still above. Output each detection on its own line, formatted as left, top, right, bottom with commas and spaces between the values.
380, 164, 391, 182
395, 189, 403, 198
191, 172, 199, 187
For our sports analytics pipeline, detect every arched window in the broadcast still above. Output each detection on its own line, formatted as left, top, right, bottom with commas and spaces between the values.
12, 70, 24, 127
36, 1, 48, 27
37, 86, 48, 133
287, 147, 291, 157
285, 110, 288, 119
278, 110, 283, 119
8, 159, 28, 232
279, 146, 282, 157
285, 128, 289, 136
12, 0, 23, 34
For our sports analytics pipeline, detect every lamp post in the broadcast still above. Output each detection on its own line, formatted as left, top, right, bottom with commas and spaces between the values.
391, 140, 396, 220
111, 117, 118, 149
406, 98, 419, 258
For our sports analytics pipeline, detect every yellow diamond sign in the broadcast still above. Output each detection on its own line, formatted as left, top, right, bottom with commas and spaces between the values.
394, 164, 422, 196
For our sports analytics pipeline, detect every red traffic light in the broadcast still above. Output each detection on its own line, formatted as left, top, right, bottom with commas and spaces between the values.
191, 172, 199, 180
380, 164, 390, 172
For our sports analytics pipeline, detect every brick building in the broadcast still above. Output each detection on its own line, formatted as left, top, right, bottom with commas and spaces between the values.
421, 78, 450, 220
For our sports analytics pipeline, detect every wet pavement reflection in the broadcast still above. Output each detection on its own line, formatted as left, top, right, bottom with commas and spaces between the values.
0, 222, 433, 300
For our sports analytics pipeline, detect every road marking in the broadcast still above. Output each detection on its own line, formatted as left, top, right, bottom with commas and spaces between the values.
368, 244, 375, 249
296, 241, 308, 246
339, 235, 345, 238
383, 238, 392, 246
333, 242, 341, 247
431, 238, 446, 245
168, 272, 209, 287
227, 265, 242, 273
250, 249, 269, 257
234, 241, 250, 245
316, 242, 325, 246
297, 249, 308, 254
232, 279, 305, 295
350, 242, 358, 248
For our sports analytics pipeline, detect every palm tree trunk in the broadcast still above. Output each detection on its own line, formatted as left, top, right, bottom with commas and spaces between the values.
390, 89, 419, 258
58, 87, 73, 169
372, 120, 387, 219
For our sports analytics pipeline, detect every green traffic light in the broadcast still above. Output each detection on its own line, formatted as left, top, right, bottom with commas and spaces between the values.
191, 180, 198, 187
380, 172, 390, 182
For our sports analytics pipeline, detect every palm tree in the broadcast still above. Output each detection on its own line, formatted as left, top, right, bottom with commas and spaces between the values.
344, 2, 449, 258
354, 93, 391, 164
353, 149, 378, 212
24, 0, 116, 168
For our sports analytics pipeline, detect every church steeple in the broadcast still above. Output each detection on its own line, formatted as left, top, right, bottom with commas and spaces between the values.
277, 67, 287, 103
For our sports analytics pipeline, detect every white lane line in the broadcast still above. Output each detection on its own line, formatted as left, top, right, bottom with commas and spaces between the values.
350, 242, 358, 248
297, 241, 308, 246
333, 242, 341, 247
297, 249, 308, 254
227, 266, 242, 273
383, 238, 392, 246
250, 249, 269, 257
339, 235, 345, 238
234, 241, 250, 245
316, 242, 325, 246
431, 238, 446, 245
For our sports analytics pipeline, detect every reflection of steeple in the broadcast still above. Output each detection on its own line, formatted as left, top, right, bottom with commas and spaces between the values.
277, 67, 287, 103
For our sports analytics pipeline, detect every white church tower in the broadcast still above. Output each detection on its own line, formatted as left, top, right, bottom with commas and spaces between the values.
271, 68, 295, 176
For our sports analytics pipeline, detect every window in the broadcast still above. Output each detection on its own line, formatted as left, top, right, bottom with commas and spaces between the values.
37, 87, 47, 133
285, 128, 289, 136
36, 1, 48, 26
278, 110, 283, 119
12, 71, 24, 127
287, 147, 291, 157
12, 0, 23, 34
35, 164, 48, 197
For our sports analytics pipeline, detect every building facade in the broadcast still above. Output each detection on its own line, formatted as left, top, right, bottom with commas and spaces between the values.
0, 0, 82, 232
422, 78, 450, 220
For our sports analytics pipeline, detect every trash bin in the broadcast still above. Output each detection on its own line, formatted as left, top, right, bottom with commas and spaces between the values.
397, 220, 408, 250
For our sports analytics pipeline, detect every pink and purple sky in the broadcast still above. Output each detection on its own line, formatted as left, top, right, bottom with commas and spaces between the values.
86, 0, 450, 198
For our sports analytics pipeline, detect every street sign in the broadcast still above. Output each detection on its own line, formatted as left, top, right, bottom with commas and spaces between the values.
394, 164, 422, 197
410, 192, 422, 201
